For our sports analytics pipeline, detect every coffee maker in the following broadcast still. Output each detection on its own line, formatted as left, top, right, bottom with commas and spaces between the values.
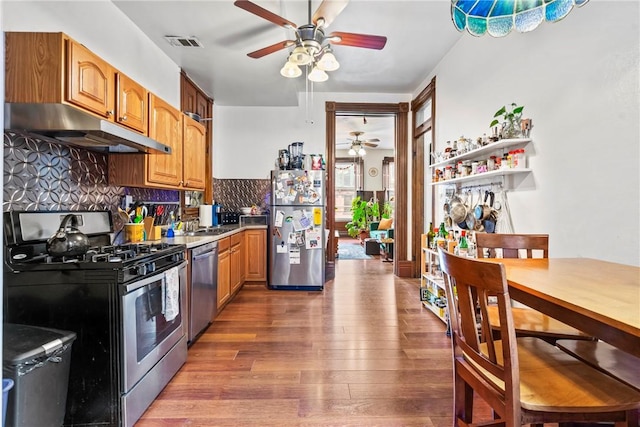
277, 149, 290, 170
289, 142, 304, 170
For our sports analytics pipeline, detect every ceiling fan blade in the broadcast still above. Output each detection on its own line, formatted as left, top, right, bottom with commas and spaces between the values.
329, 31, 387, 50
234, 0, 297, 29
363, 142, 379, 147
247, 40, 295, 58
365, 138, 380, 143
312, 0, 349, 28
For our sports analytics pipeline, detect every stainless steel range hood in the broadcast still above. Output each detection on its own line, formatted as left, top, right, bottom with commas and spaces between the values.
4, 103, 171, 154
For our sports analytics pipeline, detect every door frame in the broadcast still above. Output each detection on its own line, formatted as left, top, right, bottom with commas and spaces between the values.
325, 101, 410, 277
410, 77, 436, 278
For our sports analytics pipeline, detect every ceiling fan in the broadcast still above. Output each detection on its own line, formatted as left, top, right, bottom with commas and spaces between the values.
233, 0, 387, 62
337, 131, 379, 155
337, 131, 380, 148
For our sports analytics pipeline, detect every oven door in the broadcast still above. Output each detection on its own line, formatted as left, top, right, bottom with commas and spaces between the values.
121, 261, 187, 392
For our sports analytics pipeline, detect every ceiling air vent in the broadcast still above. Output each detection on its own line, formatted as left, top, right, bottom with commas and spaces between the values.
164, 36, 204, 48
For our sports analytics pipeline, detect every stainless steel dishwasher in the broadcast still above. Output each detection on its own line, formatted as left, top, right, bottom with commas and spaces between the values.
189, 241, 218, 343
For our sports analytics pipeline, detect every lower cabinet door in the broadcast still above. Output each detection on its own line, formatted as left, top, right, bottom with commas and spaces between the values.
217, 249, 230, 311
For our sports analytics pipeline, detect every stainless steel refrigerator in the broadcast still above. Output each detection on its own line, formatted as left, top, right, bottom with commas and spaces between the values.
269, 169, 325, 290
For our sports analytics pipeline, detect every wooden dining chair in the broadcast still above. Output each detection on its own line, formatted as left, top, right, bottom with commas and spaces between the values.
438, 248, 640, 427
475, 233, 593, 343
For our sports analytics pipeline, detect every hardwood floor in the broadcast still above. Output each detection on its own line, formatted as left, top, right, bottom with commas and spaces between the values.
136, 259, 478, 426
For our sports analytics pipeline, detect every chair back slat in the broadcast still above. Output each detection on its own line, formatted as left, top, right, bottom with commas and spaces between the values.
439, 248, 522, 421
476, 233, 549, 259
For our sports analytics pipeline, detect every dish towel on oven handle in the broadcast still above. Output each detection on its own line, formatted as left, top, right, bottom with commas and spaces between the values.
162, 266, 180, 322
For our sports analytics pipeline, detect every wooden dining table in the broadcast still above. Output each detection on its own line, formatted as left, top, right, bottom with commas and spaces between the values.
485, 258, 640, 358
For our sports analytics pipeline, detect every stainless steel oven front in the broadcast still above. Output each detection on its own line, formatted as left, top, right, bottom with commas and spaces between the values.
120, 261, 188, 427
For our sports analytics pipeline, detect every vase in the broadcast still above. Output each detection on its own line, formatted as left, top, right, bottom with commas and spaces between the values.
501, 120, 522, 139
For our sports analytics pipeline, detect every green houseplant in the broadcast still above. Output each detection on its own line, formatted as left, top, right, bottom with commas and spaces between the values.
490, 102, 524, 139
345, 196, 379, 239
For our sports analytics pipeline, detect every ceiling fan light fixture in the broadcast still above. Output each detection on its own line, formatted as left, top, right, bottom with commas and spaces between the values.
348, 147, 357, 156
289, 46, 313, 65
308, 65, 329, 82
358, 147, 366, 156
280, 60, 302, 78
317, 49, 340, 71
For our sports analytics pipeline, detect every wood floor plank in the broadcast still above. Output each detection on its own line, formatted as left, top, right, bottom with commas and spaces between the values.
136, 259, 466, 425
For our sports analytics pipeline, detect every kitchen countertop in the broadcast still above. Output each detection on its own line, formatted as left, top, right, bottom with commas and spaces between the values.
162, 224, 267, 249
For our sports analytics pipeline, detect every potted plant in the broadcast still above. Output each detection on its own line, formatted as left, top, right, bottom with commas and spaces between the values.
345, 196, 379, 240
490, 102, 524, 139
381, 200, 393, 219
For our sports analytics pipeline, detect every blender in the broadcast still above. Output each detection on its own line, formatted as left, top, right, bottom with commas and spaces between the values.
289, 142, 304, 170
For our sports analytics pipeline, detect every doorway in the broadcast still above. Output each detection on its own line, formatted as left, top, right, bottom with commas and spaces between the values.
325, 102, 409, 278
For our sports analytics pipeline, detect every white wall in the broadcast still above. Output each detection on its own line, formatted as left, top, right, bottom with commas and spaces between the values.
2, 1, 180, 106
415, 2, 639, 265
213, 92, 410, 179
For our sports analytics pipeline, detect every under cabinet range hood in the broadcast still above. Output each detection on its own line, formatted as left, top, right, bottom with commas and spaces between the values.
4, 103, 172, 154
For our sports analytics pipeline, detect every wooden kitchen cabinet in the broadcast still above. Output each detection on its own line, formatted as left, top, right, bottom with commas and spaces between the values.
230, 232, 244, 294
67, 39, 115, 119
6, 32, 148, 136
116, 72, 148, 134
217, 237, 231, 310
4, 32, 116, 114
110, 95, 206, 191
180, 71, 213, 202
148, 94, 183, 186
182, 117, 206, 190
245, 229, 267, 281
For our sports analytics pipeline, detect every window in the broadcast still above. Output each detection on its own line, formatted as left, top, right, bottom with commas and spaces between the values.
335, 157, 363, 221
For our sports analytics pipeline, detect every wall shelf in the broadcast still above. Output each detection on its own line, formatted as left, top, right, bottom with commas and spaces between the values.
430, 168, 531, 186
430, 138, 531, 169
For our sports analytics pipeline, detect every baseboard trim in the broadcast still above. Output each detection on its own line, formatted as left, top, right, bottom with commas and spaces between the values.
325, 261, 335, 282
396, 260, 415, 278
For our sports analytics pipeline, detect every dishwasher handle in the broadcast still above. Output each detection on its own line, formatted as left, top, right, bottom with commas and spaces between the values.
192, 250, 217, 262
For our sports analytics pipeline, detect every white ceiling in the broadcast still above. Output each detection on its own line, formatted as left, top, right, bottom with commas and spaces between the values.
335, 114, 395, 150
111, 0, 462, 149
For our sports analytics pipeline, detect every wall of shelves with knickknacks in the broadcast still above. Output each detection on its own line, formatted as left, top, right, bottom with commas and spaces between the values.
430, 138, 532, 186
422, 136, 534, 323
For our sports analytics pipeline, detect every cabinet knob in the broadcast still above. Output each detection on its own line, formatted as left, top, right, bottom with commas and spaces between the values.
120, 115, 128, 121
107, 110, 114, 116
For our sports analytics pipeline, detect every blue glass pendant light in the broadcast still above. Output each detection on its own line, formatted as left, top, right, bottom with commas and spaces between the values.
451, 0, 590, 37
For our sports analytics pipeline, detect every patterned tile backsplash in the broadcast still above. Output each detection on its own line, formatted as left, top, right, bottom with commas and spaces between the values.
213, 178, 271, 214
4, 132, 271, 233
3, 132, 178, 232
3, 131, 122, 212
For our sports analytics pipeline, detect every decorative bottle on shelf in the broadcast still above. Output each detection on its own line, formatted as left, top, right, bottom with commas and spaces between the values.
436, 223, 447, 250
427, 223, 435, 248
458, 231, 469, 258
438, 222, 448, 239
430, 227, 439, 250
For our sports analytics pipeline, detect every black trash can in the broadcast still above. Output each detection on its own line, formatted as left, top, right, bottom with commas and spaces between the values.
2, 324, 76, 427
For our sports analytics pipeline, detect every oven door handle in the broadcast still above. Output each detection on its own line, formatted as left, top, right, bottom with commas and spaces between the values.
122, 262, 186, 294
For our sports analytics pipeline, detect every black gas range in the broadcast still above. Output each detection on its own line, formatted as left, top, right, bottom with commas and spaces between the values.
3, 210, 188, 427
4, 210, 185, 281
6, 240, 185, 283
